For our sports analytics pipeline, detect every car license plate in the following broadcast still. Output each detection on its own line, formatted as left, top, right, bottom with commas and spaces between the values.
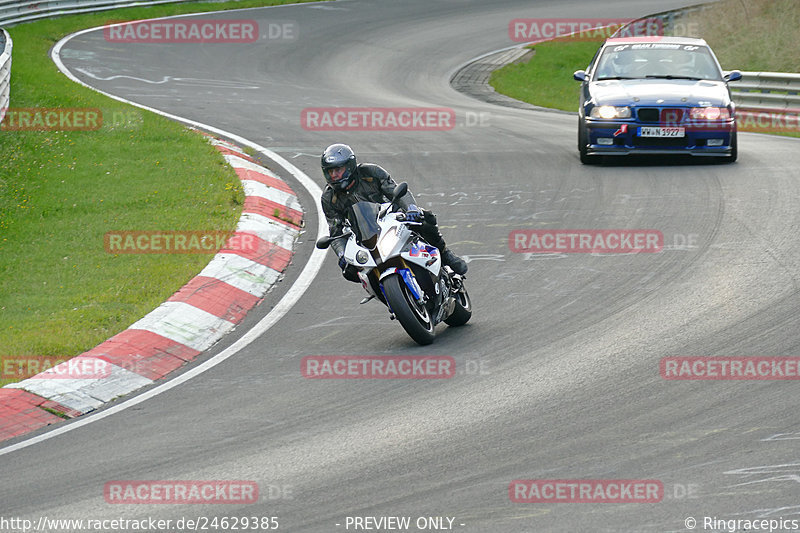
638, 127, 685, 137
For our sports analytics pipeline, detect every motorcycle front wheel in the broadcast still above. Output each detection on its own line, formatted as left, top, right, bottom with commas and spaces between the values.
383, 274, 435, 345
444, 284, 472, 327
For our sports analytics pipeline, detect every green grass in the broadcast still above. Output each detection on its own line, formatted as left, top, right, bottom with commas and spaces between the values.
0, 0, 321, 382
489, 39, 603, 113
681, 0, 800, 72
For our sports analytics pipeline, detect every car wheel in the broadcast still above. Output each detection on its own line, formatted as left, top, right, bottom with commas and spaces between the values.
728, 130, 738, 163
716, 130, 737, 163
578, 120, 595, 165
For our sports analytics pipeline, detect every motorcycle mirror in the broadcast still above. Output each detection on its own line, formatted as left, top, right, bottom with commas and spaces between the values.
392, 182, 408, 201
316, 236, 334, 249
380, 182, 409, 218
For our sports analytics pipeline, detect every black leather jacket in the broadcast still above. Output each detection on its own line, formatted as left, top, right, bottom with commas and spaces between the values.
321, 163, 416, 256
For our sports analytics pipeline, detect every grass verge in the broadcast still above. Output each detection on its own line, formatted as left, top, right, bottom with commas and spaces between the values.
0, 0, 319, 384
680, 0, 800, 72
489, 39, 602, 113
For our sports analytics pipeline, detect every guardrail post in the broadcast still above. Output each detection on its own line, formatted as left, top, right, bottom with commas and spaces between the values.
0, 29, 11, 125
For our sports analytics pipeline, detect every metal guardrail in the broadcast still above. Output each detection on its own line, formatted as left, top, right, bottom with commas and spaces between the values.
0, 0, 199, 123
0, 0, 197, 27
732, 72, 800, 111
0, 28, 11, 124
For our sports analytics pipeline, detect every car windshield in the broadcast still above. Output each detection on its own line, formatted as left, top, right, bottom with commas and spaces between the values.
593, 43, 723, 81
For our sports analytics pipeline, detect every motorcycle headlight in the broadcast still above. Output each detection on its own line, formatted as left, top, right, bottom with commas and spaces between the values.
590, 105, 632, 119
355, 250, 370, 265
377, 227, 400, 258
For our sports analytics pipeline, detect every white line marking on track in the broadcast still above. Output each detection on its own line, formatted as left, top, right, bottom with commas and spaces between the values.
74, 68, 261, 89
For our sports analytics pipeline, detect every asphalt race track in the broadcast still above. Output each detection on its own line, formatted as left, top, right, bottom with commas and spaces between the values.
4, 1, 800, 531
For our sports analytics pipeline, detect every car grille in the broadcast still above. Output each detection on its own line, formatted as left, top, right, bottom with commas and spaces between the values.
636, 108, 660, 122
636, 107, 687, 124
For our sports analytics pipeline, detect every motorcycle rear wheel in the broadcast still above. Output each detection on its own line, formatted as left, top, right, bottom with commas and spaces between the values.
383, 274, 435, 345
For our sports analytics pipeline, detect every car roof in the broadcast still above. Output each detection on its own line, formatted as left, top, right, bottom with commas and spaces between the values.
604, 36, 709, 46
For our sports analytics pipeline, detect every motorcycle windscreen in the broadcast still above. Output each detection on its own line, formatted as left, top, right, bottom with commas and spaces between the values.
348, 202, 382, 249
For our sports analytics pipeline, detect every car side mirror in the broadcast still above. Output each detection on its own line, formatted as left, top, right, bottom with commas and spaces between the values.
573, 70, 587, 82
725, 70, 742, 82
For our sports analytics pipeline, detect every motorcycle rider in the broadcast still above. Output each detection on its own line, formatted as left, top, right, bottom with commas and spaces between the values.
320, 143, 467, 282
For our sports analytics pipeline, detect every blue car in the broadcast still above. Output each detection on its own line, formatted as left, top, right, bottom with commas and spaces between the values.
573, 36, 741, 164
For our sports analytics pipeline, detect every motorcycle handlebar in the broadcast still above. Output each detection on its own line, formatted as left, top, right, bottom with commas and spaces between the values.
395, 213, 422, 225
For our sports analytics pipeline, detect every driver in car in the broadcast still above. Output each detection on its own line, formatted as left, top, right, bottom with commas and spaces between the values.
319, 143, 467, 282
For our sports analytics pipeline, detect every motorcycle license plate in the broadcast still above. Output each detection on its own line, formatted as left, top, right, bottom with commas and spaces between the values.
638, 127, 685, 137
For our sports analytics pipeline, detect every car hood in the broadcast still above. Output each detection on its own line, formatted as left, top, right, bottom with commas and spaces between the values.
589, 79, 731, 107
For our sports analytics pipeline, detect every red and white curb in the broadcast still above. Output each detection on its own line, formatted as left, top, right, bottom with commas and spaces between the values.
0, 135, 303, 442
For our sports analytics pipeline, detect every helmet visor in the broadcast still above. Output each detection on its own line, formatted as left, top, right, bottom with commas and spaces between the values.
326, 165, 354, 191
326, 165, 347, 183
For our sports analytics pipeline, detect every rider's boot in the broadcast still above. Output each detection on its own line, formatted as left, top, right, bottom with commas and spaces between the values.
441, 248, 468, 275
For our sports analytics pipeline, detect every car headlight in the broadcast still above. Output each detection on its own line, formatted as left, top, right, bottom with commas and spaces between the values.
689, 107, 731, 120
590, 105, 632, 119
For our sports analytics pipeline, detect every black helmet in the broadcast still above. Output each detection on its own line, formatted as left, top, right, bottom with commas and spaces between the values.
321, 143, 358, 192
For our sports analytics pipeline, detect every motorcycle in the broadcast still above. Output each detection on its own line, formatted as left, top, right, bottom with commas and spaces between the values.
316, 183, 471, 345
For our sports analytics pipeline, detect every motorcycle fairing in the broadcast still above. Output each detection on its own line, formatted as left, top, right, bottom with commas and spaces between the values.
408, 243, 439, 258
378, 267, 422, 301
